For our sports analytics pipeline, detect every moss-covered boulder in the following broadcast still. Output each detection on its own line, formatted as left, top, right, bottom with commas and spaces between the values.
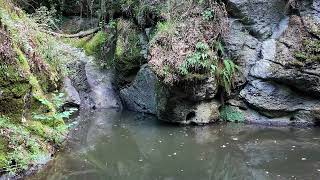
115, 18, 146, 87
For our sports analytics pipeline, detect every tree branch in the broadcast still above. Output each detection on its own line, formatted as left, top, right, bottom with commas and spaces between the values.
41, 27, 100, 38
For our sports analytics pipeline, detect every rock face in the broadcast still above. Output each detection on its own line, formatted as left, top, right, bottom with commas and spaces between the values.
225, 19, 261, 85
85, 61, 122, 109
158, 100, 220, 125
119, 65, 220, 125
227, 1, 320, 126
120, 65, 166, 114
225, 0, 287, 39
63, 45, 122, 110
250, 15, 320, 97
240, 80, 320, 117
62, 77, 81, 107
109, 0, 319, 126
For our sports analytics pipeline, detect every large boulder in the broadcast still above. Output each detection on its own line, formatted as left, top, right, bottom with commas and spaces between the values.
225, 19, 261, 86
62, 77, 81, 107
250, 15, 320, 97
225, 0, 287, 39
120, 65, 167, 114
158, 99, 221, 125
85, 61, 122, 109
240, 80, 320, 117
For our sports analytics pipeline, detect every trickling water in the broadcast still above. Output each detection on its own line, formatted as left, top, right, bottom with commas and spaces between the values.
29, 109, 320, 180
271, 17, 290, 39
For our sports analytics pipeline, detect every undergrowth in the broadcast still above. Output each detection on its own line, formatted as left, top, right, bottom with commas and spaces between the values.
0, 0, 77, 175
178, 41, 238, 96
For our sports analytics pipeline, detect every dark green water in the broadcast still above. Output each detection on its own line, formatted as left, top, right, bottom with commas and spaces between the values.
29, 110, 320, 180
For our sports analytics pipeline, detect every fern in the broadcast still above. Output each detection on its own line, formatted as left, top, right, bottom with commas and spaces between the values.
219, 58, 237, 94
179, 41, 238, 97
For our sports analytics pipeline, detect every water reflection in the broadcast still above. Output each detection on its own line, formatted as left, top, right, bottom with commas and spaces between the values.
29, 110, 320, 180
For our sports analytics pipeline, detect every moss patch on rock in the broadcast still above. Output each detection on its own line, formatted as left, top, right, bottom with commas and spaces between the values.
295, 38, 320, 63
0, 0, 77, 175
220, 105, 245, 123
115, 19, 145, 75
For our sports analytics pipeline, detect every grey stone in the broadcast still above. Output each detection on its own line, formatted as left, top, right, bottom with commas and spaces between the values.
250, 15, 320, 96
120, 65, 167, 114
225, 0, 286, 39
85, 61, 122, 109
225, 19, 261, 85
62, 77, 81, 107
181, 77, 218, 102
240, 80, 320, 117
159, 99, 221, 125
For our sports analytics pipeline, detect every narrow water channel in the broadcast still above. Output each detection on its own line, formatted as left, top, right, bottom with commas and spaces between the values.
29, 110, 320, 180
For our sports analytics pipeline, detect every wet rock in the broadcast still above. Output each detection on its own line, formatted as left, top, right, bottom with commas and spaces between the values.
158, 99, 220, 125
85, 61, 122, 109
225, 19, 261, 85
225, 0, 286, 39
120, 65, 167, 114
60, 16, 99, 34
240, 80, 320, 117
62, 77, 81, 107
250, 15, 320, 97
177, 77, 218, 102
250, 39, 276, 79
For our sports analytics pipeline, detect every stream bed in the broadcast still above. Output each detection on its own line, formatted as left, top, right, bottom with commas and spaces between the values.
29, 109, 320, 180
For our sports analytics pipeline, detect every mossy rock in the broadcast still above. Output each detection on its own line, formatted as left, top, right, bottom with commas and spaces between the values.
294, 38, 320, 63
0, 82, 31, 116
220, 105, 245, 123
83, 31, 107, 57
0, 137, 8, 169
115, 18, 145, 76
25, 121, 52, 139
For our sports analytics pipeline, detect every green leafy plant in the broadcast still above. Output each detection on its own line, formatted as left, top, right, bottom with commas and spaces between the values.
216, 58, 237, 95
179, 42, 212, 75
0, 116, 45, 174
202, 9, 214, 21
32, 93, 77, 127
213, 41, 238, 95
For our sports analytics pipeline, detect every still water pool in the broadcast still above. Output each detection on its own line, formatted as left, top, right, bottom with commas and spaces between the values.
29, 110, 320, 180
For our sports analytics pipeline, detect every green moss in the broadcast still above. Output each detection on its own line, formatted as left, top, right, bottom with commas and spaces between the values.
0, 0, 76, 174
0, 137, 8, 169
294, 38, 320, 63
83, 31, 107, 56
220, 105, 245, 123
63, 36, 91, 49
25, 121, 50, 139
115, 19, 145, 75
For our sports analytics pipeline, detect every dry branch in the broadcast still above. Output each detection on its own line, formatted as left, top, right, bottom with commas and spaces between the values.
41, 27, 100, 38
